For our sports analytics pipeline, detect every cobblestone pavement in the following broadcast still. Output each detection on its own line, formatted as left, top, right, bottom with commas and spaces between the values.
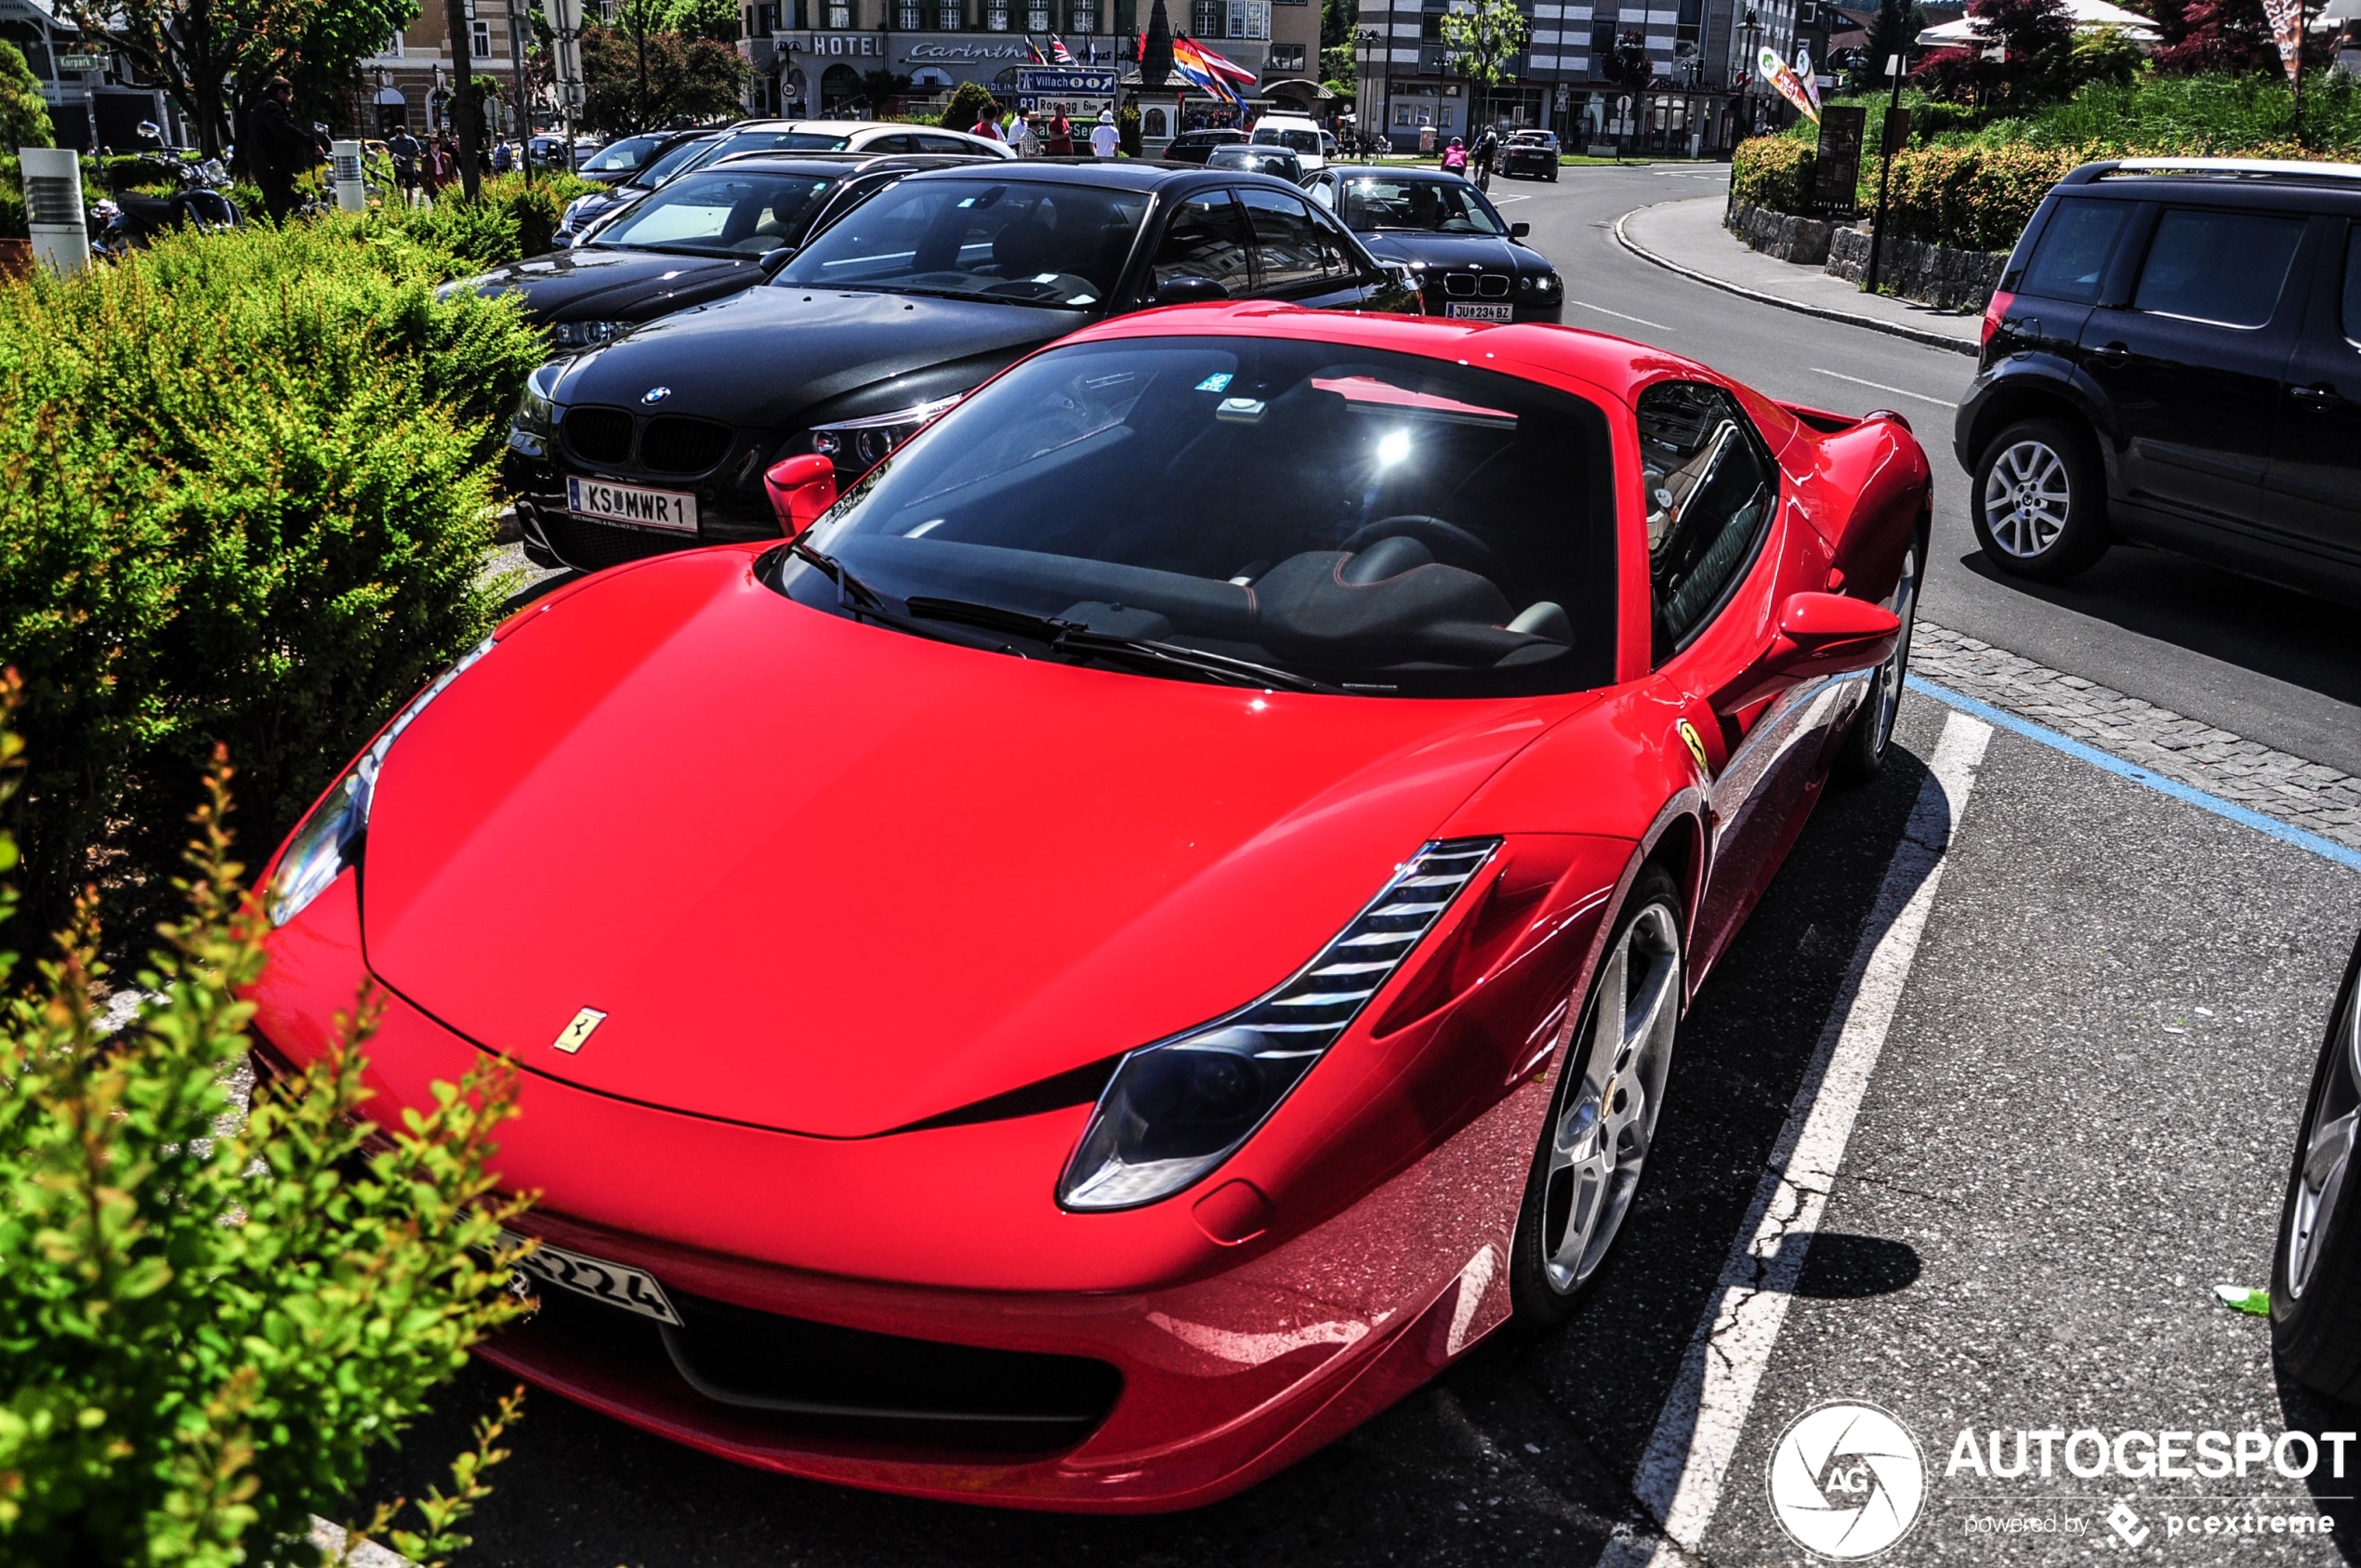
1914, 620, 2361, 853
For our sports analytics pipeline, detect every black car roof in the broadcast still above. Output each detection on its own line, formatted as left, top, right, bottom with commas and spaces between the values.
894, 158, 1259, 193
697, 152, 984, 176
1326, 165, 1476, 184
2054, 158, 2361, 211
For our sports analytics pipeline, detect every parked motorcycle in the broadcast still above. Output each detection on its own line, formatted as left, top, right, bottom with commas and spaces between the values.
93, 131, 243, 258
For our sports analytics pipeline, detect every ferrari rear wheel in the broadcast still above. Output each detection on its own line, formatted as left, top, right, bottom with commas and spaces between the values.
1510, 866, 1684, 1324
1833, 538, 1919, 784
2273, 967, 2361, 1400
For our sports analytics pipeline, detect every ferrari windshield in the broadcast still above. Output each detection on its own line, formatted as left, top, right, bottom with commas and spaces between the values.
773, 336, 1617, 696
588, 171, 835, 255
770, 178, 1146, 308
1338, 176, 1510, 235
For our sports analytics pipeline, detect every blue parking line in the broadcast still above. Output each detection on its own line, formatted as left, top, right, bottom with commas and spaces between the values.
1905, 674, 2361, 875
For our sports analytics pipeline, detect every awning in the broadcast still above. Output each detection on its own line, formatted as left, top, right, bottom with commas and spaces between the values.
1261, 77, 1336, 99
908, 65, 955, 86
1918, 0, 2159, 44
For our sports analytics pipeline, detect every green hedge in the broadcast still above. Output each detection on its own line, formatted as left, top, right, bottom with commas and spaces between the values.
0, 215, 545, 936
1880, 142, 2089, 251
1731, 136, 1815, 212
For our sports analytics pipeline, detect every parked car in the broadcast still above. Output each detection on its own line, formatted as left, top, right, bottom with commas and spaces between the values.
1955, 158, 2361, 602
2274, 927, 2361, 1399
554, 130, 724, 246
575, 130, 687, 186
1249, 112, 1327, 172
556, 120, 1016, 247
1308, 165, 1563, 323
1501, 129, 1561, 182
252, 301, 1926, 1510
447, 156, 980, 349
1205, 144, 1306, 184
504, 164, 1421, 571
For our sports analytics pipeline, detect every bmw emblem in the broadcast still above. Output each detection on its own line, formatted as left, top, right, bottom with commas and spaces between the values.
640, 386, 671, 405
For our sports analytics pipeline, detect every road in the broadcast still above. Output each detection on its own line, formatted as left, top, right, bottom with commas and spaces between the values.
415, 168, 2361, 1565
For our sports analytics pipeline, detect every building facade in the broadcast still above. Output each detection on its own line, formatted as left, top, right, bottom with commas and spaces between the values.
2, 0, 179, 151
358, 1, 525, 137
1352, 0, 1800, 150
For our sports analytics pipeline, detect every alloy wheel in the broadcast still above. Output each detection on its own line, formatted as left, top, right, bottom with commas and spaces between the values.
1982, 439, 2073, 559
1541, 903, 1683, 1295
1867, 546, 1919, 759
2288, 993, 2361, 1299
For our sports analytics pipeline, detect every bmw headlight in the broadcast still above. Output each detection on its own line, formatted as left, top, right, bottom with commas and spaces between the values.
551, 318, 623, 350
508, 362, 563, 458
808, 395, 963, 471
267, 639, 495, 927
1057, 838, 1500, 1211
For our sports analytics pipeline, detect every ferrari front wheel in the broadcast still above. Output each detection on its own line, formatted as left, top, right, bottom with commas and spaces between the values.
2273, 963, 2361, 1400
1510, 866, 1685, 1324
1833, 538, 1919, 784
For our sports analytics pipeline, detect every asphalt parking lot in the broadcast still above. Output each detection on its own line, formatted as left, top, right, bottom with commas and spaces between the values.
425, 168, 2361, 1565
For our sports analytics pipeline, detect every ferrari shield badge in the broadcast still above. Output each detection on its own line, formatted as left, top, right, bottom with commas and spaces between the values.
553, 1007, 607, 1054
1677, 718, 1712, 780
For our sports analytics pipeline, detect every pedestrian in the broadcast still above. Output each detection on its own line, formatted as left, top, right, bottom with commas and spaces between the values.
1472, 125, 1497, 189
387, 124, 421, 204
1440, 134, 1468, 174
420, 134, 444, 204
1089, 108, 1118, 159
970, 101, 1005, 142
248, 74, 323, 223
1010, 111, 1040, 156
491, 137, 514, 175
1046, 111, 1073, 156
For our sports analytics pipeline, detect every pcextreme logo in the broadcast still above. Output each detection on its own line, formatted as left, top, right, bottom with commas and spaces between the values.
1766, 1401, 1929, 1560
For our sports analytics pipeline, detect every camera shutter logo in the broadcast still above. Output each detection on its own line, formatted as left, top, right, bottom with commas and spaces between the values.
1766, 1401, 1927, 1560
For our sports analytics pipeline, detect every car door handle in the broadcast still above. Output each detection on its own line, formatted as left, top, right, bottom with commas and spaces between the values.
2291, 383, 2344, 410
2087, 342, 2130, 365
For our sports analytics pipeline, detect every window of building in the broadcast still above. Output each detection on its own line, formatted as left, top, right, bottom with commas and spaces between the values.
897, 0, 919, 24
470, 19, 492, 58
1194, 0, 1223, 34
1029, 0, 1049, 27
942, 0, 963, 23
1228, 0, 1269, 37
987, 0, 1009, 25
1072, 0, 1096, 33
826, 0, 851, 23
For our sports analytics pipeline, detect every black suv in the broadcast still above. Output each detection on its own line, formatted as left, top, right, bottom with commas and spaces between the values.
1954, 159, 2361, 601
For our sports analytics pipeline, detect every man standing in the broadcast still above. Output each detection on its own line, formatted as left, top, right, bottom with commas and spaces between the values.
387, 124, 423, 205
970, 101, 1006, 142
1010, 111, 1041, 156
249, 75, 322, 223
1046, 111, 1073, 155
1088, 108, 1117, 159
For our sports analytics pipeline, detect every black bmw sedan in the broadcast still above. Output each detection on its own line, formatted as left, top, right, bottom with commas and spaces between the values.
505, 163, 1421, 572
1499, 130, 1562, 182
1306, 165, 1563, 323
451, 155, 979, 351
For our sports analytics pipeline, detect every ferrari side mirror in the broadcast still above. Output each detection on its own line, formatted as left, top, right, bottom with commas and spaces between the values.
1767, 591, 1901, 676
763, 454, 838, 537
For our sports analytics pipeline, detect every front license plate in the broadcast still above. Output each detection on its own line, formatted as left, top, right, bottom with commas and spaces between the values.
501, 1229, 683, 1324
566, 475, 698, 534
1446, 302, 1514, 322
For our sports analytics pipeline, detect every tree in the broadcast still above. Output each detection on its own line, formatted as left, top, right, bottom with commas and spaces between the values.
2149, 0, 2279, 72
2067, 21, 2146, 85
57, 0, 411, 159
0, 41, 53, 150
1607, 27, 1651, 85
1971, 0, 2075, 99
1438, 0, 1530, 132
661, 0, 743, 43
1321, 0, 1357, 51
580, 18, 748, 133
1858, 0, 1927, 86
942, 79, 998, 131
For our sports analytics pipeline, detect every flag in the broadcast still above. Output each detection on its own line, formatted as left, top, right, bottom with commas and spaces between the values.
1025, 34, 1049, 64
1049, 33, 1076, 63
1177, 35, 1257, 86
1793, 45, 1821, 112
2261, 0, 2303, 86
1758, 45, 1820, 124
1085, 34, 1098, 65
1170, 35, 1251, 104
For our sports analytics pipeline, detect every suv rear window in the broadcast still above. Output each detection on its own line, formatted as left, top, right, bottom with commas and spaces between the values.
2018, 199, 2128, 303
2131, 207, 2306, 329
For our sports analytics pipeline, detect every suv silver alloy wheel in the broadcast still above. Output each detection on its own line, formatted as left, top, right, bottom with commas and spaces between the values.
1542, 901, 1683, 1294
2288, 995, 2361, 1299
1982, 437, 2074, 558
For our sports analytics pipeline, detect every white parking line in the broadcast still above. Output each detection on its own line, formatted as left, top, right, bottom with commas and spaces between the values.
1808, 367, 1957, 408
1568, 299, 1673, 330
1596, 710, 1994, 1567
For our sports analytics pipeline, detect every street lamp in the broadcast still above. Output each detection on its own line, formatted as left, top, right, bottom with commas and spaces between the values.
1359, 22, 1391, 156
1737, 6, 1761, 130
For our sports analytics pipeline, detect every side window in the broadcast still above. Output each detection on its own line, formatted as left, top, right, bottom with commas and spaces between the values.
1638, 381, 1775, 660
2016, 198, 2130, 304
2132, 206, 2307, 329
915, 133, 978, 154
1151, 191, 1254, 297
2342, 224, 2360, 349
1305, 206, 1359, 278
1238, 186, 1326, 293
864, 133, 920, 154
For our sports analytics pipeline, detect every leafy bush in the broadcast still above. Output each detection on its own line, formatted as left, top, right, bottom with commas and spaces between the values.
0, 41, 52, 152
1880, 140, 2086, 249
0, 701, 534, 1568
942, 80, 997, 132
1731, 135, 1815, 211
365, 171, 593, 270
0, 216, 543, 938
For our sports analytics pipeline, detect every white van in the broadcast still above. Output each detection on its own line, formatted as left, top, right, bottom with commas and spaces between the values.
1249, 113, 1327, 172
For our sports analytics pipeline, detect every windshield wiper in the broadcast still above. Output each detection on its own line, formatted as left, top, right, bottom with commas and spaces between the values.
785, 536, 896, 617
904, 596, 1341, 693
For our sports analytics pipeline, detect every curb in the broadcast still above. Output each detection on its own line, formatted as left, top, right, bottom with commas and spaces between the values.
1612, 203, 1980, 358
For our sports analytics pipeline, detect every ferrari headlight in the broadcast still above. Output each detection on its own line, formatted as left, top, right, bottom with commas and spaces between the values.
551, 318, 622, 350
808, 395, 963, 471
1057, 838, 1501, 1211
508, 362, 563, 458
267, 638, 495, 927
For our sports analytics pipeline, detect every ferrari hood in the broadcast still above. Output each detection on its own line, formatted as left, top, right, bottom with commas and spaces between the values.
361, 551, 1564, 1139
549, 288, 1083, 430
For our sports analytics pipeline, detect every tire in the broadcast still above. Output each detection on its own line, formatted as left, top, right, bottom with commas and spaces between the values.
1833, 538, 1921, 784
1510, 864, 1685, 1326
1971, 416, 2110, 580
2274, 963, 2361, 1399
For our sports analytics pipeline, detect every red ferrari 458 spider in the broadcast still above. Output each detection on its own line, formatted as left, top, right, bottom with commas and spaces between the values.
252, 303, 1929, 1512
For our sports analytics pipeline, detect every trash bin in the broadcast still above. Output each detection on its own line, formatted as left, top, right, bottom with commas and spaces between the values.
1419, 125, 1436, 154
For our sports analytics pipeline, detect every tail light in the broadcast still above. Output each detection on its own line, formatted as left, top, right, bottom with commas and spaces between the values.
1981, 289, 2016, 348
